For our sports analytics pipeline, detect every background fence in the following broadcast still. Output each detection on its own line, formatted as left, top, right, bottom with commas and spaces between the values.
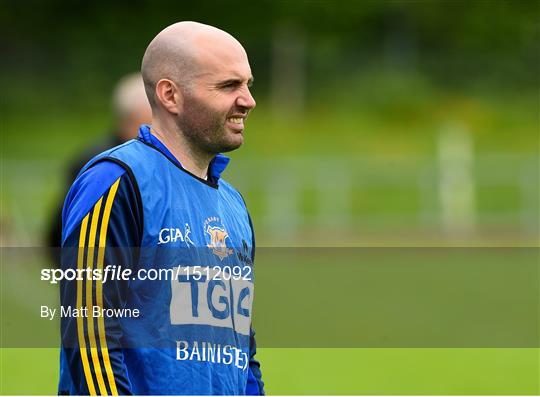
2, 147, 537, 246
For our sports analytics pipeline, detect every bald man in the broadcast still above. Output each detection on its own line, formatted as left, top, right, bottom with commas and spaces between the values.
59, 22, 263, 395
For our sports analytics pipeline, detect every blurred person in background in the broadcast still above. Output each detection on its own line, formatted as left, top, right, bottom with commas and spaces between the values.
46, 73, 151, 248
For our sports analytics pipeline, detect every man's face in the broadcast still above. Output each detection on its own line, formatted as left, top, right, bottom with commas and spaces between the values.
175, 44, 256, 155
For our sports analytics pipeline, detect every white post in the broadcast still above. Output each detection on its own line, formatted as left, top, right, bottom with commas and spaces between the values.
438, 123, 476, 234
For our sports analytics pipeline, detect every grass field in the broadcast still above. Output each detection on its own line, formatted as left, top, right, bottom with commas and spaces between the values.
1, 348, 538, 394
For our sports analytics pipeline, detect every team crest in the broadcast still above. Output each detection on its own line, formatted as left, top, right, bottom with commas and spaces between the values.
204, 217, 233, 260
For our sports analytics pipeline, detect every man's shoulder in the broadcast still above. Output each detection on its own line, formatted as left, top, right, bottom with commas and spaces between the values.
217, 177, 235, 190
88, 138, 172, 173
62, 160, 129, 242
218, 178, 248, 206
74, 160, 128, 191
89, 138, 141, 165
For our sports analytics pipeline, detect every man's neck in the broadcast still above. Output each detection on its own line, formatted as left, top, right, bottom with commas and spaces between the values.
150, 119, 213, 180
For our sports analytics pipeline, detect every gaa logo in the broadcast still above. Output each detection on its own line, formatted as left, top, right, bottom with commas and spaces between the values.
203, 217, 233, 260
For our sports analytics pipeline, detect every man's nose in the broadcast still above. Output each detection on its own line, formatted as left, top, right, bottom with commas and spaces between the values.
237, 88, 256, 110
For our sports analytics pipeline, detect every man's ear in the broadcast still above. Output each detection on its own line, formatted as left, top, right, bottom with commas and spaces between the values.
155, 79, 182, 115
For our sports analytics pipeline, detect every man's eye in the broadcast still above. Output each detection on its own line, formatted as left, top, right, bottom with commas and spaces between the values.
220, 83, 238, 90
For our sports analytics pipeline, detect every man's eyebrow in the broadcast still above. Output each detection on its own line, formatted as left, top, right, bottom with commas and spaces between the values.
217, 76, 255, 86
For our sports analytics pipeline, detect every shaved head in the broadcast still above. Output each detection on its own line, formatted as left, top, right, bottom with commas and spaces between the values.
141, 21, 246, 108
140, 21, 256, 174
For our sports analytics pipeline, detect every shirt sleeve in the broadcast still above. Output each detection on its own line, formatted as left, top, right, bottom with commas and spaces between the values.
246, 327, 265, 395
59, 160, 142, 395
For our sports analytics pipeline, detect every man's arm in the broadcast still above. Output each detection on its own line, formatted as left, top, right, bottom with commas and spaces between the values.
246, 327, 265, 395
59, 160, 142, 395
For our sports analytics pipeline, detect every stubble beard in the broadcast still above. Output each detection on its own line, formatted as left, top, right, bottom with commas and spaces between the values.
176, 93, 243, 156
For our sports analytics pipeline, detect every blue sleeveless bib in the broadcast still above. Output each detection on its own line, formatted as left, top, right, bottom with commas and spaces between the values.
80, 136, 255, 395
